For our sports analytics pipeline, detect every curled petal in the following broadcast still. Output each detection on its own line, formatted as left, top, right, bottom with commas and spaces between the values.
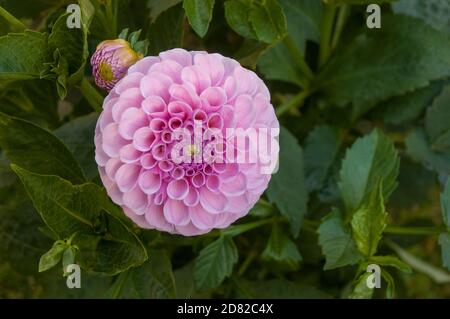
199, 188, 228, 214
163, 199, 190, 226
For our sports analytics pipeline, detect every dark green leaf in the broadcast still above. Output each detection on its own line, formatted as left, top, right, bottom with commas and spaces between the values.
54, 113, 98, 180
194, 236, 238, 290
12, 165, 101, 237
0, 31, 50, 87
304, 125, 341, 193
317, 15, 450, 119
183, 0, 215, 37
425, 85, 450, 152
392, 0, 450, 33
225, 0, 287, 44
383, 82, 444, 125
148, 3, 185, 55
224, 0, 257, 40
0, 112, 85, 184
405, 128, 450, 175
257, 0, 321, 85
262, 224, 302, 267
339, 129, 399, 214
318, 209, 363, 270
249, 0, 287, 44
110, 250, 176, 298
267, 127, 308, 237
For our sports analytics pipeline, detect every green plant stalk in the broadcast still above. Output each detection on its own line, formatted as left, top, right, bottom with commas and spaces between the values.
105, 0, 118, 38
318, 4, 336, 67
283, 36, 314, 82
79, 78, 104, 113
222, 217, 284, 237
0, 6, 26, 31
385, 225, 444, 236
331, 4, 349, 50
276, 90, 310, 117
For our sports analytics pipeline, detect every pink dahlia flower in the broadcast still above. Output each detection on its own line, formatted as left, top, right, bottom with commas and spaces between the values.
95, 48, 279, 236
91, 39, 143, 91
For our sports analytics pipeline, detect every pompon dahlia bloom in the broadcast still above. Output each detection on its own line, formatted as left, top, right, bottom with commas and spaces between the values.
95, 48, 280, 236
91, 39, 143, 91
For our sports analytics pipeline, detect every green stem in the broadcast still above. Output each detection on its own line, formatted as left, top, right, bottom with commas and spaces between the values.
108, 271, 129, 299
105, 0, 117, 37
385, 226, 444, 236
220, 217, 284, 237
79, 78, 104, 113
0, 6, 26, 31
283, 36, 314, 83
318, 4, 336, 67
238, 249, 258, 275
276, 90, 310, 117
331, 4, 349, 50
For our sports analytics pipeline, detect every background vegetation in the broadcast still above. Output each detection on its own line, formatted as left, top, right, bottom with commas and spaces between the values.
0, 0, 450, 299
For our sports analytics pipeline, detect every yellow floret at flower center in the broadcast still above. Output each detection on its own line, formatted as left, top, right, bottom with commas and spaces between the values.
99, 61, 115, 83
186, 144, 200, 156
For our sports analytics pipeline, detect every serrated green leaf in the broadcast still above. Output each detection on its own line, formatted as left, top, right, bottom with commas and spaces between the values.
318, 209, 363, 270
405, 128, 450, 175
11, 165, 147, 275
258, 0, 321, 85
39, 242, 65, 272
304, 125, 341, 193
225, 0, 287, 44
0, 79, 60, 129
267, 127, 308, 237
317, 15, 450, 119
0, 112, 85, 184
262, 224, 302, 267
224, 0, 257, 40
194, 236, 238, 290
73, 220, 147, 276
351, 182, 388, 257
109, 250, 176, 298
249, 0, 287, 43
148, 3, 185, 55
383, 82, 444, 125
425, 85, 450, 152
0, 31, 50, 86
183, 0, 214, 37
339, 129, 399, 214
249, 200, 275, 217
148, 0, 182, 21
392, 0, 450, 33
54, 113, 98, 180
12, 165, 102, 237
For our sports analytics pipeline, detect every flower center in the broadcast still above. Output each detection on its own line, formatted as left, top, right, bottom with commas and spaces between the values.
186, 144, 200, 156
99, 61, 115, 83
